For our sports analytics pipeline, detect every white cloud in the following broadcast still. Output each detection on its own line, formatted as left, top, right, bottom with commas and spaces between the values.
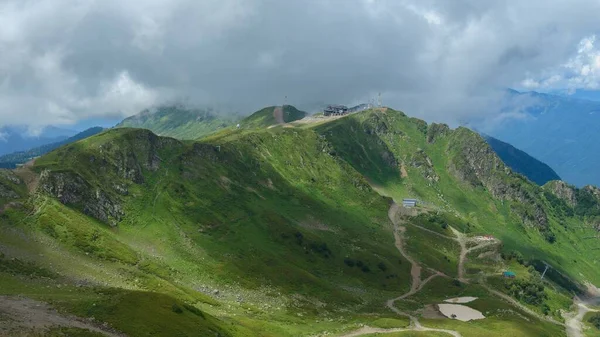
1, 0, 600, 128
520, 35, 600, 92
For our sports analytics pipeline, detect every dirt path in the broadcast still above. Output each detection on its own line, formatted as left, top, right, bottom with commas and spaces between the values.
449, 227, 498, 283
0, 296, 124, 337
13, 159, 40, 193
343, 202, 573, 336
341, 203, 461, 337
565, 297, 600, 337
273, 106, 284, 124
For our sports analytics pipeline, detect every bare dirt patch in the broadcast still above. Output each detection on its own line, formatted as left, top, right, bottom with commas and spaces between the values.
421, 304, 446, 319
13, 160, 39, 194
273, 106, 284, 124
400, 163, 408, 178
0, 296, 123, 337
437, 304, 485, 322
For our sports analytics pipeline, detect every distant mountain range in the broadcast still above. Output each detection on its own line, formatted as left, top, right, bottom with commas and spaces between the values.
0, 127, 105, 168
484, 135, 561, 185
117, 105, 238, 140
482, 90, 600, 187
0, 126, 77, 156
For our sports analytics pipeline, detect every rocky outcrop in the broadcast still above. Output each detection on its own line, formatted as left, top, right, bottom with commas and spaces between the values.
448, 127, 549, 231
0, 170, 23, 200
410, 149, 439, 182
427, 123, 450, 143
38, 170, 123, 226
583, 185, 600, 200
543, 182, 600, 217
33, 129, 180, 226
544, 181, 577, 207
0, 184, 19, 200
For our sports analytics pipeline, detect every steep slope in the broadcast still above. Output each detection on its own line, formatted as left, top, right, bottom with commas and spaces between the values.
1, 108, 599, 336
241, 105, 306, 128
483, 90, 600, 187
117, 105, 236, 139
0, 127, 104, 169
484, 135, 561, 186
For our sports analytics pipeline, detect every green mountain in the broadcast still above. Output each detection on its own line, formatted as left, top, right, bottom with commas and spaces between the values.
0, 127, 104, 169
240, 105, 307, 128
117, 105, 236, 139
484, 135, 561, 186
1, 108, 599, 336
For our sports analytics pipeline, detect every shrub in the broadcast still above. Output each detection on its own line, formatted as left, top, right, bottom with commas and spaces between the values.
588, 313, 600, 329
183, 304, 205, 318
172, 304, 183, 314
378, 262, 388, 272
344, 258, 356, 267
504, 278, 547, 306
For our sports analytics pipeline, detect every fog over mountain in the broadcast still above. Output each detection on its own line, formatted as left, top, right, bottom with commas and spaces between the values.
1, 0, 600, 128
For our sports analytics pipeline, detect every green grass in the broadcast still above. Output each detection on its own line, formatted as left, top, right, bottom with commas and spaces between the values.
1, 107, 598, 336
404, 226, 460, 278
117, 105, 236, 140
241, 105, 306, 128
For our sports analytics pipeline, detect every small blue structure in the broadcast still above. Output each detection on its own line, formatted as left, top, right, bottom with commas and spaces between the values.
402, 198, 418, 208
503, 271, 516, 279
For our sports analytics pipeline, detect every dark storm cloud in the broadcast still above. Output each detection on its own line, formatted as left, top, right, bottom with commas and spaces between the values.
1, 0, 600, 128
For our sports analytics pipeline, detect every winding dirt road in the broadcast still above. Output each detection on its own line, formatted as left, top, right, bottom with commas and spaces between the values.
341, 202, 461, 337
341, 202, 586, 337
449, 227, 499, 283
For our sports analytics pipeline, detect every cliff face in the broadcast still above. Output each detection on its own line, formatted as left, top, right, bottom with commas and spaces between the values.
34, 129, 182, 226
0, 169, 22, 200
544, 181, 600, 218
448, 127, 549, 232
38, 170, 124, 226
426, 123, 450, 144
544, 181, 577, 207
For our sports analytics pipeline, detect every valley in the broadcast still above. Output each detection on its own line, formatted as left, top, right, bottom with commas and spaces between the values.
1, 107, 600, 336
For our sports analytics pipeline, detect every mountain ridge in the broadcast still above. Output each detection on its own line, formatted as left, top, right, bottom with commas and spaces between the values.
483, 134, 561, 186
1, 107, 599, 336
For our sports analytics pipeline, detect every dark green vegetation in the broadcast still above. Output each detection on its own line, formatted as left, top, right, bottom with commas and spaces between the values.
588, 313, 600, 329
1, 107, 599, 336
484, 135, 561, 186
117, 104, 237, 139
0, 127, 104, 169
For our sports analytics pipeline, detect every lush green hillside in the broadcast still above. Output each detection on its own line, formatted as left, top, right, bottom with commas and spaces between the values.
117, 105, 236, 139
1, 108, 599, 336
241, 105, 306, 128
484, 135, 561, 186
0, 127, 104, 169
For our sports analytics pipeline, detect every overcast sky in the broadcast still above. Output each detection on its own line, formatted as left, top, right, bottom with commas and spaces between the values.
1, 0, 600, 129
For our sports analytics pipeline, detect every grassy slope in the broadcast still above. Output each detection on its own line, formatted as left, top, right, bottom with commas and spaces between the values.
1, 126, 413, 336
241, 105, 306, 128
117, 105, 236, 140
0, 108, 598, 336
